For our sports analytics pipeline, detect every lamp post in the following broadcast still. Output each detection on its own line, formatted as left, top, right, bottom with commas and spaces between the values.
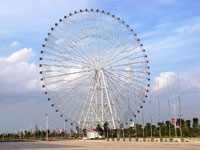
172, 104, 177, 138
157, 80, 162, 140
149, 87, 153, 140
45, 113, 48, 141
167, 77, 172, 139
64, 122, 66, 138
177, 74, 183, 138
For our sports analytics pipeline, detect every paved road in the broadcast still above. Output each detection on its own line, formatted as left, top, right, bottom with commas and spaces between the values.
0, 140, 200, 150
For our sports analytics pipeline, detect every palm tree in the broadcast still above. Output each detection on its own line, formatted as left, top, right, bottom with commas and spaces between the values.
186, 120, 191, 136
145, 123, 151, 137
177, 118, 185, 137
96, 124, 103, 136
192, 118, 199, 136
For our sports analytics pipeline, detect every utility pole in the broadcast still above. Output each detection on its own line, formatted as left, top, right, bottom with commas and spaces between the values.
157, 80, 162, 139
142, 108, 145, 140
45, 113, 48, 141
123, 124, 125, 141
107, 123, 109, 141
39, 126, 43, 139
64, 122, 66, 137
134, 85, 137, 140
167, 77, 172, 139
128, 92, 131, 141
117, 127, 120, 141
149, 86, 153, 139
172, 104, 177, 138
177, 73, 183, 138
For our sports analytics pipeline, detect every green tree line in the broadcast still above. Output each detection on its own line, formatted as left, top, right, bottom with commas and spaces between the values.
95, 118, 200, 138
0, 117, 199, 140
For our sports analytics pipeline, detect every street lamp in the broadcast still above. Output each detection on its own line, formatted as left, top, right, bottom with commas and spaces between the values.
172, 104, 178, 138
45, 113, 48, 141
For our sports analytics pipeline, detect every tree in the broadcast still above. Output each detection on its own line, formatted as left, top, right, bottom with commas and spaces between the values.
145, 123, 151, 137
192, 118, 199, 136
165, 121, 172, 137
176, 118, 184, 137
103, 122, 109, 138
186, 120, 191, 129
136, 124, 142, 137
96, 124, 103, 136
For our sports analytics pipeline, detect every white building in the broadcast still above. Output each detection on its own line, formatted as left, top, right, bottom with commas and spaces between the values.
130, 122, 135, 128
87, 131, 101, 139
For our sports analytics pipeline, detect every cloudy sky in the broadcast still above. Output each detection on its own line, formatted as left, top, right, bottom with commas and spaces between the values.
0, 0, 200, 132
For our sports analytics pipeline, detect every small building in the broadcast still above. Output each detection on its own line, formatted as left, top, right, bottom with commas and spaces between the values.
130, 122, 135, 128
87, 131, 101, 139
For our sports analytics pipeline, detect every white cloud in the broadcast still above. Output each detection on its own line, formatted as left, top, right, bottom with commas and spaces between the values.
152, 71, 200, 93
7, 48, 35, 63
0, 48, 40, 95
9, 41, 20, 48
173, 17, 200, 34
152, 72, 176, 90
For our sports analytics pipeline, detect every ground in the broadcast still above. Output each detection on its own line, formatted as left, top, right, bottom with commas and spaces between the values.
0, 140, 200, 150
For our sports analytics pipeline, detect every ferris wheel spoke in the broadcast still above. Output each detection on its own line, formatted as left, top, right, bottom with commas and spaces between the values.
109, 68, 150, 83
62, 92, 82, 114
108, 39, 138, 61
109, 68, 149, 76
47, 43, 93, 67
106, 75, 137, 102
78, 84, 94, 125
103, 77, 127, 116
41, 63, 88, 70
49, 87, 77, 105
52, 31, 96, 67
106, 44, 139, 63
94, 13, 115, 59
109, 68, 149, 78
100, 16, 130, 54
104, 50, 145, 68
102, 73, 121, 122
53, 83, 86, 108
105, 77, 140, 121
44, 79, 65, 86
43, 69, 91, 79
106, 61, 148, 69
45, 73, 90, 92
104, 71, 146, 102
109, 50, 145, 66
108, 32, 136, 59
105, 70, 147, 94
61, 20, 101, 66
46, 34, 95, 67
104, 72, 144, 107
50, 77, 91, 104
43, 54, 92, 69
106, 69, 149, 86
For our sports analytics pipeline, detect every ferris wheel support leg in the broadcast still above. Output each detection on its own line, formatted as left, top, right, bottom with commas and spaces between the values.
100, 74, 104, 127
82, 80, 97, 129
107, 85, 121, 129
79, 82, 96, 129
101, 70, 116, 129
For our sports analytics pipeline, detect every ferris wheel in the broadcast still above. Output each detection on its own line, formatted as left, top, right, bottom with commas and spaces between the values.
39, 9, 150, 130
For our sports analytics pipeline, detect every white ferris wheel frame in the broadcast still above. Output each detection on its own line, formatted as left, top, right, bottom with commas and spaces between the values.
39, 9, 150, 130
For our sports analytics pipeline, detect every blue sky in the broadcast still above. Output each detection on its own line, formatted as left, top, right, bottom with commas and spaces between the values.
0, 0, 200, 132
